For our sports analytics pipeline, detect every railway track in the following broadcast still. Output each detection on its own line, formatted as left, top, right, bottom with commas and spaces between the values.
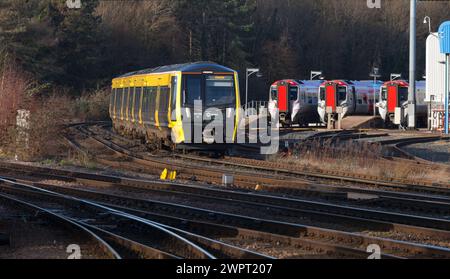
0, 177, 269, 259
1, 161, 450, 225
0, 193, 120, 259
58, 124, 450, 223
6, 122, 444, 258
1, 163, 450, 258
81, 123, 449, 194
10, 178, 450, 259
0, 174, 390, 259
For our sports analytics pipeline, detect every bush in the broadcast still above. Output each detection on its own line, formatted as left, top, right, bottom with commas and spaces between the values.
9, 94, 74, 161
74, 89, 111, 121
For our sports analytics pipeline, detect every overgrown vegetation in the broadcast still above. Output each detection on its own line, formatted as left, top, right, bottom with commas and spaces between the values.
278, 139, 449, 184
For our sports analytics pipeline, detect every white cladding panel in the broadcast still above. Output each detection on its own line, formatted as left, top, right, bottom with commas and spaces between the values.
426, 33, 447, 104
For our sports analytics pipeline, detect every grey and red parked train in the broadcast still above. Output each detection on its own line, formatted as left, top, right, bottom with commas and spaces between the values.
317, 80, 383, 123
268, 79, 322, 127
376, 80, 427, 127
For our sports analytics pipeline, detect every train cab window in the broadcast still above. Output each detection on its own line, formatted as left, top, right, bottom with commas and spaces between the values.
205, 75, 235, 107
270, 88, 277, 100
381, 88, 387, 100
319, 87, 325, 100
398, 87, 408, 102
184, 75, 202, 105
337, 87, 347, 101
289, 87, 298, 101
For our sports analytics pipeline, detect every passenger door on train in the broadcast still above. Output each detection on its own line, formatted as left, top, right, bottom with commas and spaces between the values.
387, 85, 398, 113
325, 83, 337, 112
277, 84, 289, 113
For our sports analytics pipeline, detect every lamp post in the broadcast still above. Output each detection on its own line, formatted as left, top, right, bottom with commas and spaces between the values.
370, 67, 381, 116
245, 68, 260, 113
407, 0, 417, 129
423, 16, 431, 34
310, 71, 323, 80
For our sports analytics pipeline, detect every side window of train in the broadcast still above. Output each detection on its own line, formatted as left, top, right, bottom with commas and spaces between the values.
134, 87, 142, 122
128, 87, 134, 120
123, 87, 129, 119
121, 88, 128, 119
148, 87, 157, 122
358, 99, 363, 105
115, 88, 123, 118
170, 76, 178, 121
171, 76, 177, 110
109, 88, 115, 115
142, 87, 150, 123
159, 86, 170, 125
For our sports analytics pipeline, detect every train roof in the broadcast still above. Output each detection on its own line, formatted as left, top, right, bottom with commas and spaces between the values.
320, 80, 383, 86
271, 79, 323, 86
382, 80, 425, 87
116, 61, 236, 78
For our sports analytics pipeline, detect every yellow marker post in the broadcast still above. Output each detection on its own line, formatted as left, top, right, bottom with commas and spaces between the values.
160, 168, 168, 180
169, 171, 177, 180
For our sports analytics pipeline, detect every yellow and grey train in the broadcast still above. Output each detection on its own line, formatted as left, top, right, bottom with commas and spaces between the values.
109, 62, 241, 149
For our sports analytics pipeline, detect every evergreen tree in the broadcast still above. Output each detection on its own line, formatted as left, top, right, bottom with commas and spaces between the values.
0, 0, 103, 91
173, 0, 254, 69
45, 0, 103, 90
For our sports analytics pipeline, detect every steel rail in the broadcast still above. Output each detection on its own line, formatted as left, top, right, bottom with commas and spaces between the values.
0, 177, 215, 259
2, 160, 449, 219
0, 193, 121, 259
14, 180, 450, 259
75, 124, 450, 192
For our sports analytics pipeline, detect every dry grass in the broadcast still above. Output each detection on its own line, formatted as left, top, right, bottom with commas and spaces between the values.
277, 139, 449, 184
